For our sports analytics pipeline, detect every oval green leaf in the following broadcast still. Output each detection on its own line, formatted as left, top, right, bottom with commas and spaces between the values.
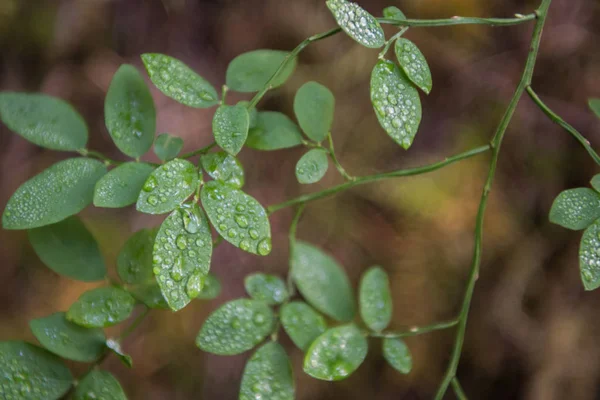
326, 0, 385, 48
247, 111, 304, 151
295, 149, 329, 184
226, 50, 296, 93
74, 370, 127, 400
201, 151, 245, 189
94, 162, 155, 208
293, 81, 335, 142
28, 216, 106, 282
0, 92, 88, 151
549, 188, 600, 230
589, 98, 600, 119
2, 157, 106, 230
280, 301, 327, 351
240, 342, 294, 400
195, 273, 222, 300
383, 6, 406, 20
382, 337, 412, 374
117, 228, 156, 285
136, 159, 198, 214
244, 273, 289, 305
105, 64, 156, 158
579, 219, 600, 290
359, 266, 392, 332
141, 53, 219, 108
153, 133, 184, 162
201, 181, 271, 256
291, 241, 355, 322
152, 204, 213, 311
591, 174, 600, 193
303, 324, 368, 381
196, 299, 275, 355
371, 60, 422, 149
29, 312, 105, 363
213, 105, 249, 156
395, 38, 432, 94
67, 287, 135, 328
0, 341, 73, 400
238, 101, 259, 128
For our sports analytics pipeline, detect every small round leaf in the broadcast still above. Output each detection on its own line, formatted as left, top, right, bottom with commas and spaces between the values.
383, 6, 406, 21
247, 112, 303, 151
382, 337, 412, 374
117, 228, 156, 285
74, 370, 127, 400
589, 98, 600, 119
153, 133, 184, 162
201, 151, 245, 189
293, 81, 335, 142
281, 301, 327, 351
244, 273, 289, 305
94, 162, 155, 208
226, 50, 296, 93
359, 266, 392, 332
395, 38, 432, 94
213, 105, 249, 156
295, 149, 329, 184
549, 188, 600, 230
579, 219, 600, 290
240, 342, 294, 400
326, 0, 385, 48
67, 287, 136, 328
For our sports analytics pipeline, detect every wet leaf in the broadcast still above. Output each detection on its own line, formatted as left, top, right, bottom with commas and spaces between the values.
303, 324, 368, 381
247, 112, 303, 151
152, 204, 213, 311
371, 60, 422, 149
201, 181, 271, 256
67, 287, 136, 328
105, 64, 156, 158
226, 50, 296, 93
589, 98, 600, 119
196, 299, 275, 355
244, 273, 289, 305
94, 162, 155, 208
106, 339, 133, 368
74, 370, 127, 400
295, 149, 329, 184
293, 81, 335, 142
549, 188, 600, 230
29, 312, 105, 362
579, 219, 600, 290
201, 151, 245, 189
291, 241, 355, 322
0, 341, 73, 400
592, 174, 600, 193
326, 0, 385, 49
213, 105, 249, 156
2, 158, 106, 230
0, 92, 88, 151
141, 53, 219, 108
136, 159, 198, 214
382, 337, 412, 374
195, 273, 222, 300
153, 133, 184, 162
359, 266, 392, 332
383, 6, 406, 20
394, 38, 432, 94
238, 101, 258, 128
240, 342, 294, 400
117, 228, 156, 285
281, 301, 327, 351
129, 283, 169, 310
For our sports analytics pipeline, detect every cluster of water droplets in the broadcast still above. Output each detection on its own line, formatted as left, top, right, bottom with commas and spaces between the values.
550, 188, 600, 229
67, 287, 135, 328
201, 151, 245, 189
326, 0, 385, 48
245, 274, 289, 305
296, 149, 328, 184
213, 105, 249, 155
280, 302, 327, 350
395, 38, 432, 93
579, 220, 600, 288
139, 159, 197, 212
240, 342, 294, 400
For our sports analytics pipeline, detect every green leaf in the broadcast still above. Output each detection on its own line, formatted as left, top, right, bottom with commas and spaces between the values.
291, 241, 355, 322
293, 81, 335, 142
74, 370, 127, 400
201, 151, 245, 189
2, 158, 106, 230
303, 324, 368, 381
106, 338, 133, 368
94, 162, 155, 208
0, 92, 88, 151
280, 301, 327, 351
117, 228, 156, 285
371, 60, 422, 149
29, 312, 105, 362
105, 64, 156, 158
28, 216, 106, 282
152, 204, 213, 311
579, 219, 600, 290
383, 6, 406, 20
153, 133, 184, 162
0, 341, 73, 400
213, 105, 249, 156
201, 181, 271, 255
226, 50, 296, 93
129, 283, 169, 310
195, 273, 222, 300
359, 266, 392, 332
136, 159, 198, 214
589, 98, 600, 119
244, 273, 289, 305
394, 38, 432, 94
326, 0, 385, 49
196, 299, 275, 355
247, 112, 304, 151
67, 287, 136, 328
549, 188, 600, 230
238, 101, 258, 128
240, 342, 294, 400
141, 53, 219, 108
591, 174, 600, 193
383, 337, 412, 374
295, 149, 329, 184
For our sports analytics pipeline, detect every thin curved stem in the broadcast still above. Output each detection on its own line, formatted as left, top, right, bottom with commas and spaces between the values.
378, 13, 536, 28
326, 133, 355, 181
287, 205, 305, 296
78, 149, 123, 166
378, 27, 409, 60
368, 319, 459, 338
451, 378, 468, 400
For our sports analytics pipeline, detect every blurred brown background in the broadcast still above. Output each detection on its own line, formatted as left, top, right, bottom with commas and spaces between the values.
1, 0, 600, 399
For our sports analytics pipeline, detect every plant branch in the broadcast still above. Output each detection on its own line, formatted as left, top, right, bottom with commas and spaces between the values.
451, 377, 468, 400
78, 149, 123, 166
369, 319, 459, 338
287, 205, 305, 296
326, 133, 355, 181
378, 27, 409, 60
378, 13, 536, 27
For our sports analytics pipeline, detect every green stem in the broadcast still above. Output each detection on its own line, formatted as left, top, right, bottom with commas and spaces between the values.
221, 85, 229, 105
78, 149, 122, 166
451, 378, 468, 400
526, 86, 600, 166
180, 142, 216, 159
267, 145, 490, 214
378, 27, 409, 60
327, 133, 355, 181
434, 1, 551, 398
287, 205, 305, 295
369, 319, 459, 338
378, 13, 536, 27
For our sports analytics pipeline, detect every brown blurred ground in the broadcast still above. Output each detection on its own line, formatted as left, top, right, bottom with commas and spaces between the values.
1, 0, 600, 399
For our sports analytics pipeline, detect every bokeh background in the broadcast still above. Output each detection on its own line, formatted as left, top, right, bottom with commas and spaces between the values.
1, 0, 600, 399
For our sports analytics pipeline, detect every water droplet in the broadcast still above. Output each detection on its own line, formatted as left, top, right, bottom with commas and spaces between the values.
257, 238, 272, 256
